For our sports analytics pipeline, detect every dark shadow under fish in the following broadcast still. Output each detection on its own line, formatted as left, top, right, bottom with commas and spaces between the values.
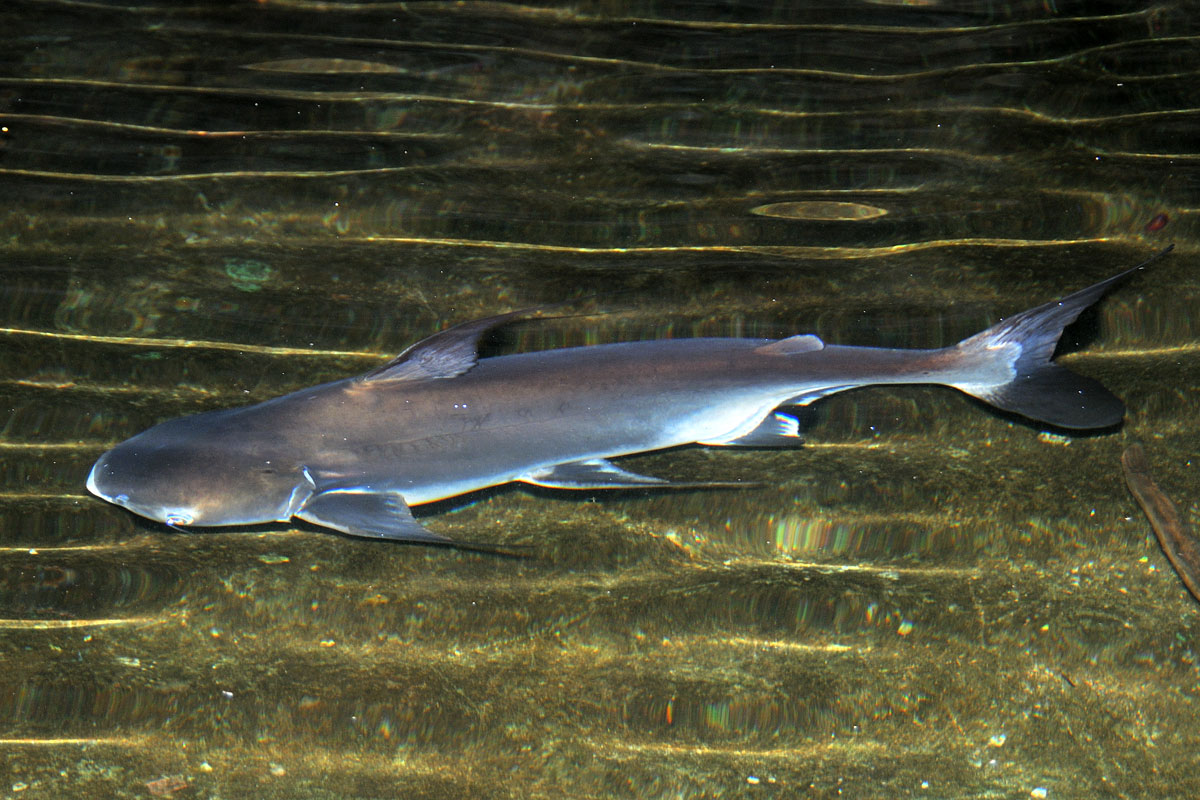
87, 248, 1173, 545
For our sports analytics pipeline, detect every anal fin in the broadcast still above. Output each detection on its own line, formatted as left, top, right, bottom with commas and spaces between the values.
699, 411, 803, 448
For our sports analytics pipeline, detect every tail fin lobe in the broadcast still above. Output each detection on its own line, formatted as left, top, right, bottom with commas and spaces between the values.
970, 364, 1124, 429
952, 246, 1171, 429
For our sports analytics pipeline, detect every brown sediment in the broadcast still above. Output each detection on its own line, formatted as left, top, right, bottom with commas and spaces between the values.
1121, 443, 1200, 604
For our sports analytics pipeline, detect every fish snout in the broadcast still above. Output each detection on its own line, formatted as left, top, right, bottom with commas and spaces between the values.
86, 451, 196, 526
86, 455, 123, 503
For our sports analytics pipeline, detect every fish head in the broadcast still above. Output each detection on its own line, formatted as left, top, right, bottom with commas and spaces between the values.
86, 413, 308, 529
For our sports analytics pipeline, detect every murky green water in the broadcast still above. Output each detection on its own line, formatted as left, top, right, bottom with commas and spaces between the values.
2, 2, 1198, 798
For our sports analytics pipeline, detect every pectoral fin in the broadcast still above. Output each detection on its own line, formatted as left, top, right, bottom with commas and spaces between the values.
519, 458, 749, 490
296, 488, 450, 543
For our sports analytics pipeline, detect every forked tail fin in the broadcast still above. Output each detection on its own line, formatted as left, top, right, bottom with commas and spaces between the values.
951, 246, 1172, 429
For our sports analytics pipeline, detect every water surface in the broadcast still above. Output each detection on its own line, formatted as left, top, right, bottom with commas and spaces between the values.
1, 2, 1198, 798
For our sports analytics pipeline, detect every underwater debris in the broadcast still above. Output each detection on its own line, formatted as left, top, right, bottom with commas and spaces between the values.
1121, 443, 1200, 605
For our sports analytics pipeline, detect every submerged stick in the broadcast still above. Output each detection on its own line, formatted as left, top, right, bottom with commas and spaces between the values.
1121, 443, 1200, 604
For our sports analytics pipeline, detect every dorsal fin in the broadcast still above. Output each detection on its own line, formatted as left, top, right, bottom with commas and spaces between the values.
360, 308, 531, 383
